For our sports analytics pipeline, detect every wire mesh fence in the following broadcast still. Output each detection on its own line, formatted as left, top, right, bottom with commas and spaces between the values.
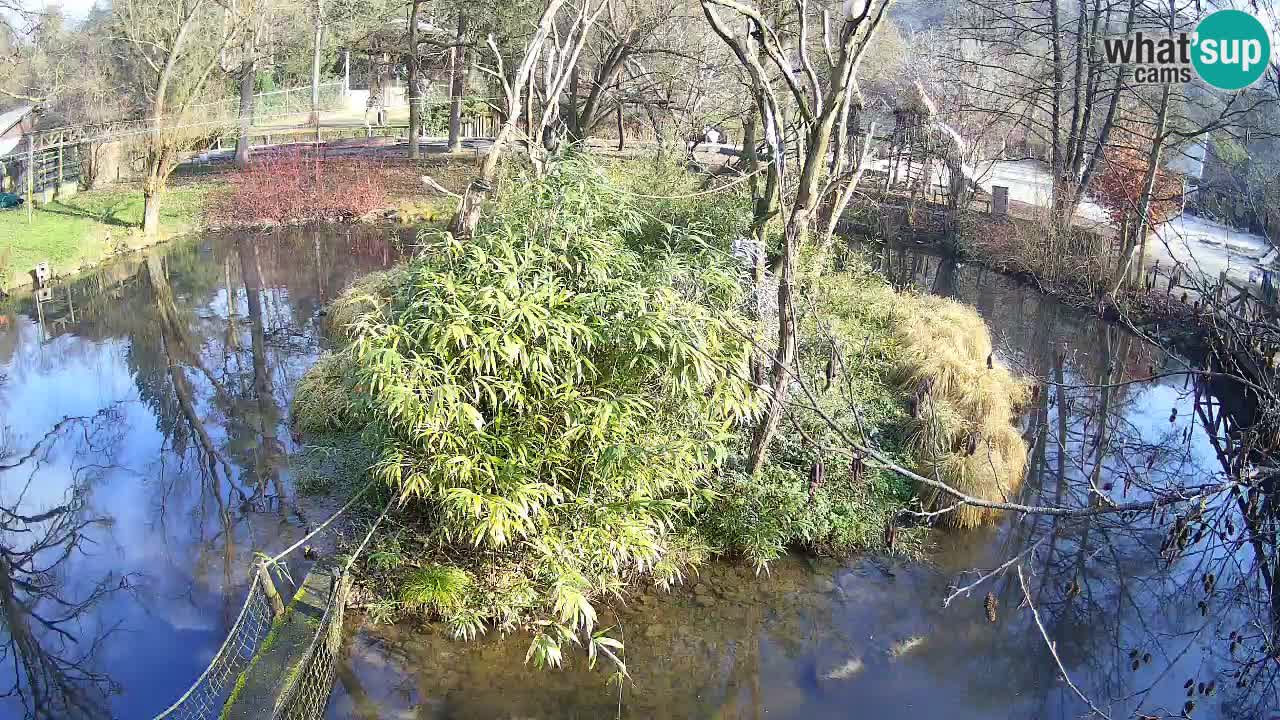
148, 489, 389, 720
193, 83, 349, 124
152, 574, 276, 720
271, 570, 352, 720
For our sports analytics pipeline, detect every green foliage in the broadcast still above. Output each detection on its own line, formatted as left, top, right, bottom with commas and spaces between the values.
314, 155, 1028, 673
334, 157, 760, 666
402, 565, 473, 614
419, 97, 491, 136
322, 266, 410, 341
699, 262, 925, 566
1210, 133, 1249, 169
290, 352, 358, 434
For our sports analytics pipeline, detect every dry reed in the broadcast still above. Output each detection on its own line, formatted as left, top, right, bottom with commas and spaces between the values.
891, 294, 1030, 528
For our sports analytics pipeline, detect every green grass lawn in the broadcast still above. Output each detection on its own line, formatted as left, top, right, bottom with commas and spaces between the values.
1, 182, 219, 290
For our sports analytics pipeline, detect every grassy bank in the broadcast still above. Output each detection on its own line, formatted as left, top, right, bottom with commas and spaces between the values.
291, 157, 1029, 670
0, 182, 219, 291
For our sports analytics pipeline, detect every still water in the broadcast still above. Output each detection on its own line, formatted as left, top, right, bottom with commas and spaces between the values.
0, 225, 402, 719
325, 243, 1277, 719
1, 230, 1272, 719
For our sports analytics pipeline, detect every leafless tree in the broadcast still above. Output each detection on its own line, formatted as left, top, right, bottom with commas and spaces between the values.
113, 0, 248, 236
449, 0, 608, 236
701, 0, 893, 473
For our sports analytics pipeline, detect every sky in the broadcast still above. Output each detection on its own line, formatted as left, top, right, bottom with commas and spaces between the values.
24, 0, 98, 22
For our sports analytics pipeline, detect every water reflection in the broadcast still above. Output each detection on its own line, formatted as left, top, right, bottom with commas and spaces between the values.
0, 224, 402, 718
327, 240, 1275, 719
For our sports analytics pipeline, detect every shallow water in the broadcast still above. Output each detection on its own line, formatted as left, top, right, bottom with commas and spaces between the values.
326, 243, 1276, 719
0, 224, 402, 719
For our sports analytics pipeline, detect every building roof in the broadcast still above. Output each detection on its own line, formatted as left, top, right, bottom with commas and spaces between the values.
0, 105, 34, 136
0, 105, 35, 159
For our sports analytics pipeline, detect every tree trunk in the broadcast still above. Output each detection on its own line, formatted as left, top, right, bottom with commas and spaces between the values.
309, 2, 324, 128
1047, 0, 1066, 231
747, 208, 805, 474
142, 173, 163, 238
407, 0, 422, 159
1104, 81, 1170, 304
235, 53, 256, 169
450, 123, 512, 237
447, 13, 468, 152
616, 101, 624, 151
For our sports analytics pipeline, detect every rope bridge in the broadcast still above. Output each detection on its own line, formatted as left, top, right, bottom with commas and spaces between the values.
152, 484, 388, 720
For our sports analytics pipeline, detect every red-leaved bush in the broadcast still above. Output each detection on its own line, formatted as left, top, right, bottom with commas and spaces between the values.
212, 148, 388, 226
1093, 147, 1184, 229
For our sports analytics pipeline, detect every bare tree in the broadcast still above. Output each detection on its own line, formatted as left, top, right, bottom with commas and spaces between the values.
448, 0, 608, 236
114, 0, 247, 236
701, 0, 893, 473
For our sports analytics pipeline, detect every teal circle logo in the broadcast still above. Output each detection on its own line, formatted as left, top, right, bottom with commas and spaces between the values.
1193, 10, 1272, 90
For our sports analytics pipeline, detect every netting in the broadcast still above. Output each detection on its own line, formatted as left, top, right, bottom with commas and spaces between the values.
152, 491, 391, 720
271, 571, 352, 720
152, 575, 275, 720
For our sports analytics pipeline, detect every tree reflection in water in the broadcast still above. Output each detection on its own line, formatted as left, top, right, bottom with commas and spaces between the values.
882, 246, 1280, 720
327, 243, 1280, 720
0, 224, 405, 718
0, 407, 130, 720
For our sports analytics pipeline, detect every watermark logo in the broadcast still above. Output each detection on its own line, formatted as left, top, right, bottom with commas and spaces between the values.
1102, 9, 1272, 90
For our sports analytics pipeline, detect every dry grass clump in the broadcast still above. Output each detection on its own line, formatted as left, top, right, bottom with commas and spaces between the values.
291, 352, 358, 434
891, 294, 1030, 529
323, 265, 410, 341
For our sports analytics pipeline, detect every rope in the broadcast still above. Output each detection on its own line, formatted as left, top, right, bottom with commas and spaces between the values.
269, 479, 380, 563
269, 495, 395, 720
343, 494, 396, 573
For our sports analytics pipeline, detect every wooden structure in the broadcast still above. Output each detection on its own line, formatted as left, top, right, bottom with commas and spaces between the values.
883, 82, 938, 194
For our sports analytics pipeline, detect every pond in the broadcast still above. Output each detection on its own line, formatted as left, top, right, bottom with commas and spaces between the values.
0, 224, 403, 719
325, 241, 1276, 720
1, 230, 1272, 720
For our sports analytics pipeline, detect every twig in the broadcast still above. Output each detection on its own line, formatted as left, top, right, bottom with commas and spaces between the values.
1017, 565, 1114, 719
943, 538, 1044, 607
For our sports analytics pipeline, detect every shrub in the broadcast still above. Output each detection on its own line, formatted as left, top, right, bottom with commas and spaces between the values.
291, 352, 358, 434
402, 565, 473, 614
699, 262, 923, 566
210, 149, 387, 226
297, 156, 1030, 670
333, 158, 761, 665
1093, 146, 1184, 230
322, 265, 410, 342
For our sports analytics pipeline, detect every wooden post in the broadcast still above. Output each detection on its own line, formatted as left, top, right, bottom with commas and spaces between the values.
343, 49, 351, 97
991, 186, 1009, 216
258, 559, 286, 618
26, 135, 34, 224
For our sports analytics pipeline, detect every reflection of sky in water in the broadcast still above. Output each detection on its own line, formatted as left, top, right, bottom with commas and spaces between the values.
325, 245, 1265, 720
0, 228, 399, 718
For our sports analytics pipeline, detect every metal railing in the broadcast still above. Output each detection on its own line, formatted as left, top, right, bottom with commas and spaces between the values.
192, 82, 349, 124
